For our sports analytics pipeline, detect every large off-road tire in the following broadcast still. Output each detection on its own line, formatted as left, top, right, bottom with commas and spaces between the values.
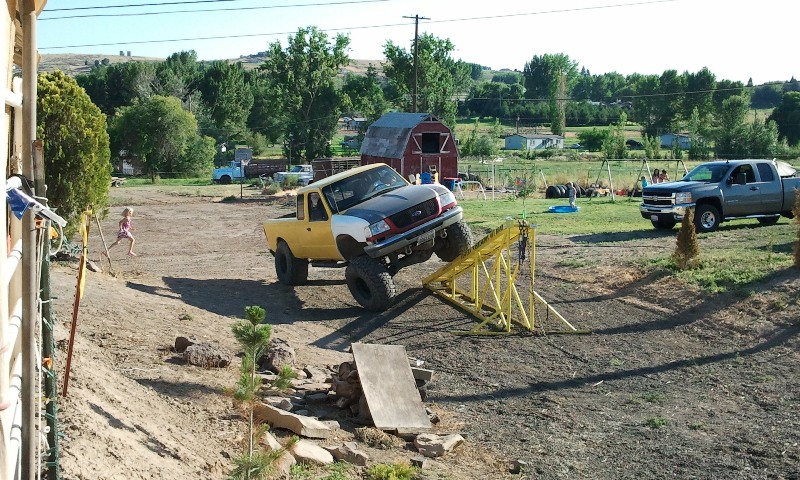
275, 241, 308, 285
694, 204, 721, 233
219, 175, 231, 184
435, 220, 474, 262
757, 216, 780, 226
651, 219, 676, 230
345, 256, 397, 311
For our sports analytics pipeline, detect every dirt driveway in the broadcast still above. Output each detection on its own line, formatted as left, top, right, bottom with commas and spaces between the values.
50, 186, 799, 479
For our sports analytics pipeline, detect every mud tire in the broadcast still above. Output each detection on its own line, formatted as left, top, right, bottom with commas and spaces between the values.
345, 256, 397, 311
275, 241, 308, 285
435, 220, 474, 262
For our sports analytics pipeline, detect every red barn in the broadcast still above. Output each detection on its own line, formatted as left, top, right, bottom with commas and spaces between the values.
360, 112, 459, 181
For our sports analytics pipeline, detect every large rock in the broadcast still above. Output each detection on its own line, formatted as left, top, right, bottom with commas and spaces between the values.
259, 431, 296, 475
183, 343, 231, 368
290, 440, 334, 466
253, 403, 335, 439
264, 338, 296, 373
324, 444, 369, 466
414, 433, 464, 458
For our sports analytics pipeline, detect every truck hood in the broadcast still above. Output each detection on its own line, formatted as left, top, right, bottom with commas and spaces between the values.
643, 180, 708, 195
343, 184, 446, 224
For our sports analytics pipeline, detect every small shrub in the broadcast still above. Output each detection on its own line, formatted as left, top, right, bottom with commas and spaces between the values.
642, 391, 664, 403
365, 463, 419, 480
645, 416, 668, 429
673, 207, 700, 270
262, 183, 280, 195
282, 175, 301, 189
222, 195, 238, 202
688, 422, 704, 430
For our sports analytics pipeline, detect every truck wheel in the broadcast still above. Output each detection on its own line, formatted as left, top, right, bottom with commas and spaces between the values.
345, 256, 397, 311
435, 220, 474, 262
219, 175, 231, 184
275, 241, 308, 285
695, 204, 721, 233
651, 219, 676, 230
757, 216, 780, 226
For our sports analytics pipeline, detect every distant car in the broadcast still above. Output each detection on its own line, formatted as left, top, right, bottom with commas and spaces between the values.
626, 139, 643, 149
569, 143, 583, 149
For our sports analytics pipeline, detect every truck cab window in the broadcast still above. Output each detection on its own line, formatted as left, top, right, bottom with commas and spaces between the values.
308, 192, 328, 222
297, 195, 305, 220
730, 165, 755, 184
757, 163, 775, 182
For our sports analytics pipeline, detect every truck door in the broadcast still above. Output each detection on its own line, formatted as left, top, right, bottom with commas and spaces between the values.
301, 191, 339, 260
755, 162, 783, 213
723, 163, 761, 216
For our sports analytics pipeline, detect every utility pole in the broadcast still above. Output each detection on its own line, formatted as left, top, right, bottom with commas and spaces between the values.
403, 14, 429, 113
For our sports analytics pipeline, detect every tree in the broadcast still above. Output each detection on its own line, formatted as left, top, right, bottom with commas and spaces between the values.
109, 95, 206, 180
577, 128, 607, 152
714, 94, 749, 159
76, 61, 155, 116
37, 71, 111, 235
197, 61, 253, 142
602, 111, 627, 159
522, 54, 578, 135
259, 26, 350, 161
341, 65, 390, 134
682, 68, 716, 123
383, 33, 471, 126
153, 50, 201, 108
767, 92, 800, 146
687, 107, 712, 160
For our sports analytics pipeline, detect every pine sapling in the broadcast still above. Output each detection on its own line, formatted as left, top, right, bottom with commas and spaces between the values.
228, 306, 294, 480
673, 207, 700, 270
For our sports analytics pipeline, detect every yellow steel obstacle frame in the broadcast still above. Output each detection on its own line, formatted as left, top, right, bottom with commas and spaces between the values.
423, 220, 585, 335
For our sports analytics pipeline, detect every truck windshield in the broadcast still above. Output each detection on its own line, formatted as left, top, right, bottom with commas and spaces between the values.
684, 164, 729, 183
322, 166, 407, 213
290, 166, 303, 172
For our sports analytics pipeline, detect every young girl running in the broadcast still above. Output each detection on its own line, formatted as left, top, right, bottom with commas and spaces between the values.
104, 207, 136, 257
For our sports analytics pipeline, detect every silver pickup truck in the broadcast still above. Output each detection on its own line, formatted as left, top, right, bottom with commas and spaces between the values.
640, 159, 800, 232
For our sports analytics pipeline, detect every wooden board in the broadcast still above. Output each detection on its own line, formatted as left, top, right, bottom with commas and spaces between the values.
351, 343, 431, 433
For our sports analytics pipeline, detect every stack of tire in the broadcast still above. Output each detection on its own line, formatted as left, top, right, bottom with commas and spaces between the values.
545, 183, 586, 199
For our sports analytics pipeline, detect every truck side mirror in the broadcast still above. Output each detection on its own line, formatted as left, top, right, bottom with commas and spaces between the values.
735, 172, 747, 185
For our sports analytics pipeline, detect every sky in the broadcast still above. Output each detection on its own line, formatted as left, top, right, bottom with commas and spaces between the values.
37, 0, 796, 86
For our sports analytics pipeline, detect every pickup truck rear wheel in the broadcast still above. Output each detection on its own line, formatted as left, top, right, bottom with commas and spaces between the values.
345, 256, 397, 311
695, 204, 721, 233
275, 241, 308, 285
435, 220, 474, 262
219, 175, 231, 184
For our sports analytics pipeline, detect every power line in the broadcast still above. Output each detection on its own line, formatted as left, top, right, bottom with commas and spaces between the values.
41, 0, 394, 20
45, 0, 243, 12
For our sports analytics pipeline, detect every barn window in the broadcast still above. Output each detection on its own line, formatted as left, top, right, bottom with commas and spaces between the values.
420, 133, 441, 154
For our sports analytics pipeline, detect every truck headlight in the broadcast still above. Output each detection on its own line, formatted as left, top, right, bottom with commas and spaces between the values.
365, 220, 391, 238
439, 191, 456, 207
675, 192, 692, 204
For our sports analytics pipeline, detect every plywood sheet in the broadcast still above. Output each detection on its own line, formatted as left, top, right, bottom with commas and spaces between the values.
351, 343, 431, 432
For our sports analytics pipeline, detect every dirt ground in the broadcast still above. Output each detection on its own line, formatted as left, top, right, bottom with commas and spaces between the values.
49, 185, 799, 480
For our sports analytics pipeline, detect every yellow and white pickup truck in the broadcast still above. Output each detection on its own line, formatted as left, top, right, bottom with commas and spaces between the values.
263, 163, 472, 311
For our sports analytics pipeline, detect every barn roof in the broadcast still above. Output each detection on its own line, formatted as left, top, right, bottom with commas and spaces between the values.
360, 112, 441, 160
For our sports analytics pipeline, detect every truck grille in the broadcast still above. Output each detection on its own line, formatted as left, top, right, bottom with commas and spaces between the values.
642, 192, 675, 207
389, 198, 439, 229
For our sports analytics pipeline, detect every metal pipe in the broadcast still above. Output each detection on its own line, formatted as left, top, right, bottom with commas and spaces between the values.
21, 1, 38, 476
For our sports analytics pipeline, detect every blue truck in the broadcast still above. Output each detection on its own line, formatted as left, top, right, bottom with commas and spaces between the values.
640, 159, 800, 232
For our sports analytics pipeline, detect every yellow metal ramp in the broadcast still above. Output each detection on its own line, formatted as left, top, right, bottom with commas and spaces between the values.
423, 220, 585, 335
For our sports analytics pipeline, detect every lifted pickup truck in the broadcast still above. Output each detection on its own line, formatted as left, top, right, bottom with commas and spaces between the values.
640, 159, 800, 232
263, 163, 473, 311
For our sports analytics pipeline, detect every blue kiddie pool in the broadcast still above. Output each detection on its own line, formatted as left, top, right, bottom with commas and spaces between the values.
548, 205, 580, 213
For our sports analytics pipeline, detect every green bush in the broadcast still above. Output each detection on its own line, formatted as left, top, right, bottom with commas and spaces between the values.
365, 463, 419, 480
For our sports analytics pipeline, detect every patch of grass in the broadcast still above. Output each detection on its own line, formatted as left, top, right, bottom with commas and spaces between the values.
688, 422, 705, 430
177, 312, 193, 321
221, 195, 238, 202
557, 258, 588, 268
262, 183, 280, 195
609, 357, 624, 367
121, 176, 212, 186
645, 416, 668, 429
642, 391, 664, 403
365, 463, 420, 480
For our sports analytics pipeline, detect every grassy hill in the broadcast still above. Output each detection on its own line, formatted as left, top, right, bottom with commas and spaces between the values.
38, 53, 384, 77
